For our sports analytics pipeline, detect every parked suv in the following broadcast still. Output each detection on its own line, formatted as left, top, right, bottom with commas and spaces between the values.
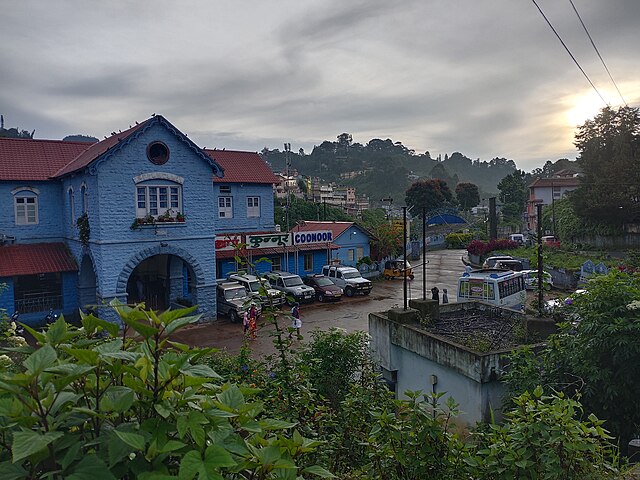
216, 281, 261, 323
227, 272, 285, 307
321, 265, 373, 297
264, 271, 315, 305
303, 274, 343, 302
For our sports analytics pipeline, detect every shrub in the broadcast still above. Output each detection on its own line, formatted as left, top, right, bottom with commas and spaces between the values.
467, 239, 519, 257
445, 232, 473, 249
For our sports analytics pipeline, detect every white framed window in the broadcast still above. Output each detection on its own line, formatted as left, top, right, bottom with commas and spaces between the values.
218, 196, 233, 218
136, 184, 182, 218
270, 256, 282, 271
347, 249, 355, 262
14, 195, 38, 225
68, 188, 75, 225
356, 247, 364, 260
219, 185, 231, 194
247, 196, 260, 217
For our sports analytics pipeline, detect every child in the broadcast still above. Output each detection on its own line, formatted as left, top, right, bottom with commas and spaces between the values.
248, 303, 258, 340
289, 302, 302, 340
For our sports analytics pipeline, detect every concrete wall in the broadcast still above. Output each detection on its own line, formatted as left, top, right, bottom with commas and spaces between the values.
369, 307, 513, 425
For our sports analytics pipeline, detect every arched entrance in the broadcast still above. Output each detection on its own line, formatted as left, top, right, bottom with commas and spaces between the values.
78, 254, 97, 309
117, 245, 205, 312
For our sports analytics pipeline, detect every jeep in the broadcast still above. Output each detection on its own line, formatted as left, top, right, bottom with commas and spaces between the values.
321, 265, 372, 297
216, 281, 261, 323
227, 272, 285, 307
263, 271, 315, 305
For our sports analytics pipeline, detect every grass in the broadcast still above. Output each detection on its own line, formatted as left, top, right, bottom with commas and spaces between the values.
495, 247, 621, 271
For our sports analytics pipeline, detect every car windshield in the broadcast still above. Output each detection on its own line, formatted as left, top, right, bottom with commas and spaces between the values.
343, 271, 362, 279
314, 277, 334, 286
284, 277, 303, 287
224, 288, 246, 300
248, 281, 261, 292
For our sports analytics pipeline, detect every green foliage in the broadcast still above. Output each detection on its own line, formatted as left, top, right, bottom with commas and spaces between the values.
571, 106, 640, 226
497, 170, 527, 221
468, 387, 620, 479
455, 182, 480, 211
445, 232, 473, 249
274, 197, 350, 228
0, 303, 327, 479
76, 212, 90, 246
405, 178, 453, 213
495, 245, 618, 271
542, 198, 622, 243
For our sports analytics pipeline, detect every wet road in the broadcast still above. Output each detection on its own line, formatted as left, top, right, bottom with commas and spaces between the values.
171, 249, 467, 357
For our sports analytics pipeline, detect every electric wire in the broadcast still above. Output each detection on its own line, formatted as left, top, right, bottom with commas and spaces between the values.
530, 0, 608, 106
568, 0, 627, 106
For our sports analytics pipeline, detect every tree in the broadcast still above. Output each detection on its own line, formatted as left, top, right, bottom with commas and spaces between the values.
405, 179, 453, 213
571, 106, 640, 226
504, 271, 640, 451
455, 182, 480, 211
497, 170, 527, 221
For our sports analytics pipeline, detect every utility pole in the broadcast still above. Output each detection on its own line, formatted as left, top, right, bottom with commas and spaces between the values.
284, 143, 291, 231
403, 206, 408, 310
537, 203, 544, 315
422, 207, 427, 300
489, 197, 497, 241
551, 180, 557, 237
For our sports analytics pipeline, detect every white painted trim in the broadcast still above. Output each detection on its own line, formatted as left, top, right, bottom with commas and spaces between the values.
133, 172, 184, 185
11, 186, 40, 195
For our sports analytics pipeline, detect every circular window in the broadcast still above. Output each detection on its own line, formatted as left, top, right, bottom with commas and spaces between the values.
147, 141, 170, 165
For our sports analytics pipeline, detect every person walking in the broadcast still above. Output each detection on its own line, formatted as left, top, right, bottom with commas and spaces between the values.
248, 303, 258, 340
289, 302, 302, 340
243, 310, 250, 336
442, 288, 449, 304
431, 286, 440, 303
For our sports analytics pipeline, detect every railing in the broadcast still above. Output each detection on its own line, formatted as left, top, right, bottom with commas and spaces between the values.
15, 294, 63, 313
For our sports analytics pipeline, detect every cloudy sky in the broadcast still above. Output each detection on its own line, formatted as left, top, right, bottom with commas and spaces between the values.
1, 1, 638, 171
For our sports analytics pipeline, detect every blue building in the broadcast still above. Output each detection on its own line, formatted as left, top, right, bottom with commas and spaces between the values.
0, 115, 278, 325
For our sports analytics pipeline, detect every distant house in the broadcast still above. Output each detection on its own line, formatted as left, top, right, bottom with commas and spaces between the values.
292, 221, 373, 268
527, 171, 580, 232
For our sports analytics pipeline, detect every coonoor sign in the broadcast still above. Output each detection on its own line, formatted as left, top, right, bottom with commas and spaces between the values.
292, 230, 333, 245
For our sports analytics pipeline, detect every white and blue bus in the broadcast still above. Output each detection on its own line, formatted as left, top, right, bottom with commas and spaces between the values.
457, 269, 526, 310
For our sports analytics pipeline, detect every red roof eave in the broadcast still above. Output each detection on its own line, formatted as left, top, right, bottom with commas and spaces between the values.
0, 243, 78, 277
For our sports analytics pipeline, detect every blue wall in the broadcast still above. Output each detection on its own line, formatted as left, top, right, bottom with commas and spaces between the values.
331, 226, 371, 267
214, 183, 275, 234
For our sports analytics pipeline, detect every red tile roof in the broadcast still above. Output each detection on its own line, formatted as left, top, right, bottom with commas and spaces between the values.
0, 138, 91, 181
0, 243, 78, 277
206, 149, 278, 184
53, 120, 150, 178
529, 177, 580, 188
291, 221, 355, 239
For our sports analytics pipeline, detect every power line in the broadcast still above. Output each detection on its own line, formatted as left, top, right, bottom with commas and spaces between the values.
530, 0, 608, 106
568, 0, 627, 106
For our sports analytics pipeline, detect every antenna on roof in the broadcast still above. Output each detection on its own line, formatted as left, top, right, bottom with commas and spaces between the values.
135, 121, 139, 125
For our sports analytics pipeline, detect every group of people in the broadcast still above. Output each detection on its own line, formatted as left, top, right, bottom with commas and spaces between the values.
430, 286, 449, 304
242, 302, 303, 341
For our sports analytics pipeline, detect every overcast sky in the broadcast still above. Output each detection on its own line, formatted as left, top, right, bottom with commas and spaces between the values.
1, 1, 638, 171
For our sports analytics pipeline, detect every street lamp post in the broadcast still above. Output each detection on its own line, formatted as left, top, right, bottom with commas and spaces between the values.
284, 143, 291, 231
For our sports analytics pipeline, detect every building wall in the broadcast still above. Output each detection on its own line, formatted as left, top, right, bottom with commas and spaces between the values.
332, 227, 371, 267
214, 183, 275, 234
0, 181, 64, 243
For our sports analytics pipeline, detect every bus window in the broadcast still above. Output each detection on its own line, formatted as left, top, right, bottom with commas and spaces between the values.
484, 282, 495, 299
459, 280, 469, 298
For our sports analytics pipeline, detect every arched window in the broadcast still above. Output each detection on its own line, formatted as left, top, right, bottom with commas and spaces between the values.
81, 184, 88, 214
133, 173, 184, 220
68, 188, 75, 225
12, 188, 39, 225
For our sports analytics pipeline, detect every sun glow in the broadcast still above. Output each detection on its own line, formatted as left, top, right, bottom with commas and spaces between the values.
565, 91, 609, 127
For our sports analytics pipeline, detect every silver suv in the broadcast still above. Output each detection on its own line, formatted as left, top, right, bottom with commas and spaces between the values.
264, 271, 315, 305
227, 272, 285, 307
216, 281, 261, 323
322, 265, 372, 297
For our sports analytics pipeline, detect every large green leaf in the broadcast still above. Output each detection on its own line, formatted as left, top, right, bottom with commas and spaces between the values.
81, 314, 120, 337
203, 445, 236, 468
302, 465, 336, 478
67, 454, 117, 480
179, 364, 221, 379
23, 344, 57, 375
114, 430, 145, 451
178, 450, 202, 480
164, 315, 201, 336
11, 430, 63, 463
63, 348, 99, 365
217, 385, 244, 410
0, 460, 28, 480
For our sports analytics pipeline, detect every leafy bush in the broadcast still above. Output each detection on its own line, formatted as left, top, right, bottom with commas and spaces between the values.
0, 302, 330, 479
445, 232, 473, 249
467, 239, 519, 257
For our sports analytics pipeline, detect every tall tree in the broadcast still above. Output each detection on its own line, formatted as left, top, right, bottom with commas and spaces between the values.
571, 106, 640, 225
497, 170, 527, 220
405, 179, 453, 213
455, 182, 480, 211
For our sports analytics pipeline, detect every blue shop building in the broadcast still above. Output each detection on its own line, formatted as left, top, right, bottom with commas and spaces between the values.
0, 115, 279, 325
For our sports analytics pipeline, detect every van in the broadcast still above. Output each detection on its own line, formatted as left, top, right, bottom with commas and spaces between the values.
509, 233, 525, 245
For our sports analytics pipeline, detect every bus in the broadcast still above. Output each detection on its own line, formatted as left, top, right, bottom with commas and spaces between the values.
457, 269, 526, 310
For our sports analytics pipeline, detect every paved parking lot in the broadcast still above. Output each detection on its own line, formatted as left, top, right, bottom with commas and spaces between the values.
170, 249, 467, 357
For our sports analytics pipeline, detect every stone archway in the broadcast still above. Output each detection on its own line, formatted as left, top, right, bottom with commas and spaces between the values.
116, 245, 205, 310
78, 253, 98, 309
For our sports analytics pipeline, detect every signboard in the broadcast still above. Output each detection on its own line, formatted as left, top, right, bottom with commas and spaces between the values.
469, 278, 484, 298
215, 234, 243, 251
292, 230, 333, 245
247, 233, 292, 249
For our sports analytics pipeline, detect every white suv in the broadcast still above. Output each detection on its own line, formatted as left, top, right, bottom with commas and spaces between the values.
321, 265, 373, 297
